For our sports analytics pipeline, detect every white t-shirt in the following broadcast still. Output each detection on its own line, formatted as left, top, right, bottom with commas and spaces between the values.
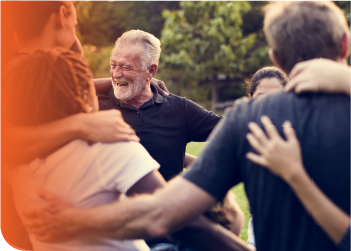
9, 140, 160, 251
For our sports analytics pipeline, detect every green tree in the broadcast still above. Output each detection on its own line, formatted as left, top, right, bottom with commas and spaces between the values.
75, 1, 179, 47
159, 1, 256, 112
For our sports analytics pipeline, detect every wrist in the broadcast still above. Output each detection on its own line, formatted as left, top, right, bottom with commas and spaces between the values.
73, 113, 89, 140
67, 208, 88, 237
283, 164, 306, 185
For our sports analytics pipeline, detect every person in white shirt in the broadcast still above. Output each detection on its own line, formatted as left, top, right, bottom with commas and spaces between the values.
5, 48, 160, 251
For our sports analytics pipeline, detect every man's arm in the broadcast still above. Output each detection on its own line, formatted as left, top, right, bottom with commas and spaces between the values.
3, 110, 139, 166
185, 99, 222, 142
24, 176, 253, 251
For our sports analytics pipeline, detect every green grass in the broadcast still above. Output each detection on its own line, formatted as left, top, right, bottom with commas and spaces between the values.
186, 142, 251, 241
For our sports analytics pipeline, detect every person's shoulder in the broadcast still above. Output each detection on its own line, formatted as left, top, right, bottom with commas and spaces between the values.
165, 93, 187, 102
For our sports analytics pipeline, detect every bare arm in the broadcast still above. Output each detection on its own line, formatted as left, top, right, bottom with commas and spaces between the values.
3, 110, 139, 166
184, 153, 197, 168
24, 176, 253, 251
93, 78, 113, 93
246, 115, 350, 245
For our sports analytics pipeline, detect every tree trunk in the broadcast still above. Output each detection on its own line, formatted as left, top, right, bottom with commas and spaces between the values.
211, 77, 218, 113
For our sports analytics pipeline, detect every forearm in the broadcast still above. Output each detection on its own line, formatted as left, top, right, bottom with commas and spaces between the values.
93, 78, 112, 93
171, 215, 252, 251
287, 168, 350, 244
67, 177, 215, 241
3, 115, 83, 166
68, 194, 161, 240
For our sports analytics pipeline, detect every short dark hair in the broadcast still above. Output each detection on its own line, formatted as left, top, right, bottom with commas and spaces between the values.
245, 66, 289, 96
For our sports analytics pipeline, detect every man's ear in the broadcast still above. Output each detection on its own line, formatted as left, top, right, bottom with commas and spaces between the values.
56, 5, 69, 28
148, 64, 158, 79
268, 48, 283, 70
339, 32, 350, 60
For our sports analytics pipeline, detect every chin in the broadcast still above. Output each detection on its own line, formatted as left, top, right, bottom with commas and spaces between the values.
114, 91, 132, 101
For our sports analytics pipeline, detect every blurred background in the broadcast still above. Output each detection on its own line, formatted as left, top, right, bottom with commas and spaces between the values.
77, 1, 350, 113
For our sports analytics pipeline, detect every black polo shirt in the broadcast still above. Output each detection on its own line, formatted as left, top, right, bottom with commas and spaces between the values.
98, 85, 222, 181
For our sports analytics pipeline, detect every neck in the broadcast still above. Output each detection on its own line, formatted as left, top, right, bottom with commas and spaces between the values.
19, 36, 56, 54
120, 83, 154, 109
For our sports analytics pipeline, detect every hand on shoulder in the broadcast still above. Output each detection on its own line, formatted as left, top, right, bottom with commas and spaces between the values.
285, 58, 350, 96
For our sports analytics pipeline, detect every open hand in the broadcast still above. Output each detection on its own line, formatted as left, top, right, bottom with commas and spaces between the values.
245, 116, 304, 182
22, 190, 80, 242
151, 78, 169, 97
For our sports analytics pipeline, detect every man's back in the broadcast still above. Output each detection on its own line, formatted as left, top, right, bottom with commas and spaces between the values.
183, 90, 350, 251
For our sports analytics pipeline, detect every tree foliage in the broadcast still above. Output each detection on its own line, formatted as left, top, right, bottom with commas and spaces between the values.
76, 1, 350, 109
158, 1, 258, 111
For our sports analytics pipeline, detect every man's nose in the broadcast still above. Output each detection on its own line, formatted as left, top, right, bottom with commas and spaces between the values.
112, 66, 123, 78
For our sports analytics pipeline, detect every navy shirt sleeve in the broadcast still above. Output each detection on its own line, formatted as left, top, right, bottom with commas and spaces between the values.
185, 98, 222, 142
182, 103, 246, 201
337, 226, 350, 251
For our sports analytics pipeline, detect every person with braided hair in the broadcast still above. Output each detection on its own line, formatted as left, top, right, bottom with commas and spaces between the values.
2, 2, 167, 249
5, 47, 158, 251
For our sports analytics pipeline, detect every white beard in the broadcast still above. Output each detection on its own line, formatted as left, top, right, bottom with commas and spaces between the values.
112, 75, 146, 101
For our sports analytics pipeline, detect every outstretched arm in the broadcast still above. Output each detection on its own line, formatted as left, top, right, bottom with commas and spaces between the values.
3, 110, 139, 166
246, 115, 350, 245
24, 176, 253, 251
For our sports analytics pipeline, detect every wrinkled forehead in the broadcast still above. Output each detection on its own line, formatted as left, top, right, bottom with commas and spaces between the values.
110, 45, 144, 65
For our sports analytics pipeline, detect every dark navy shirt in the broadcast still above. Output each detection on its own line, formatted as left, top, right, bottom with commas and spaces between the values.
98, 85, 222, 181
183, 90, 350, 251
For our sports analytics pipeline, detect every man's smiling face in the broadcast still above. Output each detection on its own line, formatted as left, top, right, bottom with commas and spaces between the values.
110, 44, 148, 101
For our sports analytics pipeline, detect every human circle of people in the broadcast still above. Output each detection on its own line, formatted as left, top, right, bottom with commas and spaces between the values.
2, 1, 350, 251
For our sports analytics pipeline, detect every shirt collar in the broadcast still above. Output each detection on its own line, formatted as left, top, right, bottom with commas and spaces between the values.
108, 83, 164, 107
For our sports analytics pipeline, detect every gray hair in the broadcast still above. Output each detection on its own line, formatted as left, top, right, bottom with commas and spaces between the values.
264, 1, 349, 73
114, 29, 161, 71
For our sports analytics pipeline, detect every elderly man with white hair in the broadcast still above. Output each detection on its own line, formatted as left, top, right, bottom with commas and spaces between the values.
97, 29, 244, 249
98, 29, 224, 182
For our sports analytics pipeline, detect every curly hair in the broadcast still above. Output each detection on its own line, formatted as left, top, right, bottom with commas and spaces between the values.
5, 48, 94, 127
